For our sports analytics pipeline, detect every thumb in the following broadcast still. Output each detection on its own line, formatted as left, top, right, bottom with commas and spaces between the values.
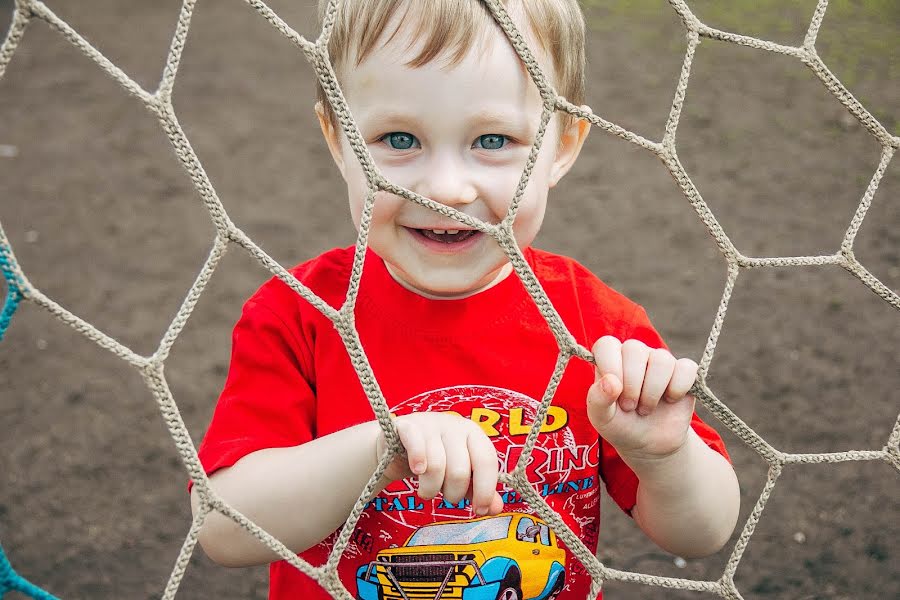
586, 373, 622, 431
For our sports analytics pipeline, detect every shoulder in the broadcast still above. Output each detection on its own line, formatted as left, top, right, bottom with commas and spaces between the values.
528, 247, 638, 314
246, 246, 355, 315
526, 247, 658, 344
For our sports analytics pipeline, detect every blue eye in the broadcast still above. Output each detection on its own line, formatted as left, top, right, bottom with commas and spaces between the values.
383, 132, 418, 150
475, 134, 506, 150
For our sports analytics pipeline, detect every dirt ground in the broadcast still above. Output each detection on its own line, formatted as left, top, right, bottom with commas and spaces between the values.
0, 1, 897, 598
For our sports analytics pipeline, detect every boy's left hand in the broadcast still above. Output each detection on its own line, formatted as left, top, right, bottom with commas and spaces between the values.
586, 336, 698, 462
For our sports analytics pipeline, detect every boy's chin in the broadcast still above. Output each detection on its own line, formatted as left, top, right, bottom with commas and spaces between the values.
385, 263, 511, 300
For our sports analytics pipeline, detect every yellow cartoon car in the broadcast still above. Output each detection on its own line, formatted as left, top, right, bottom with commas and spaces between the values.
355, 512, 566, 600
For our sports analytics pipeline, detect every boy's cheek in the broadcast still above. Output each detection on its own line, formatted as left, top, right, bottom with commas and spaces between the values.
476, 171, 524, 201
364, 192, 408, 223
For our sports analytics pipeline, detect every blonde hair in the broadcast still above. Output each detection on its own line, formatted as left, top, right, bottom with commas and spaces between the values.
316, 0, 585, 130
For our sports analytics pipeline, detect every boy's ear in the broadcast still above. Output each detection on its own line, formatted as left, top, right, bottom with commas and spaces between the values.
549, 105, 592, 188
315, 101, 347, 178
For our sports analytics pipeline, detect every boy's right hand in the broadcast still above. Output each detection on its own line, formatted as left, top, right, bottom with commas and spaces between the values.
375, 412, 504, 517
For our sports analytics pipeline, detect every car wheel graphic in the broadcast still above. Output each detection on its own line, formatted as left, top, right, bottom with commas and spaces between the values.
495, 588, 521, 600
495, 571, 522, 600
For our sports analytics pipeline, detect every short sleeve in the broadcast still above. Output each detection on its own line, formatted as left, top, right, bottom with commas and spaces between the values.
194, 298, 317, 481
600, 305, 730, 514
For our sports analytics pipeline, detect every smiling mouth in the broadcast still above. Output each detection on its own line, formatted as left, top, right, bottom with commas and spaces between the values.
413, 228, 479, 243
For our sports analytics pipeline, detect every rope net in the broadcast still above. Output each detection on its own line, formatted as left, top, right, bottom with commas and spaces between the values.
0, 0, 897, 598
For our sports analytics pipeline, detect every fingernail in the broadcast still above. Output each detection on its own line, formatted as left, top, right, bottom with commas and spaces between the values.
474, 506, 486, 516
620, 398, 636, 412
412, 462, 425, 475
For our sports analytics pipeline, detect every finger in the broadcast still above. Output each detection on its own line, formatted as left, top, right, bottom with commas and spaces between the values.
417, 435, 446, 500
637, 349, 676, 415
467, 429, 500, 515
586, 374, 622, 431
463, 482, 505, 516
487, 490, 505, 515
592, 336, 623, 383
665, 358, 699, 402
440, 430, 472, 504
620, 339, 651, 412
396, 419, 427, 476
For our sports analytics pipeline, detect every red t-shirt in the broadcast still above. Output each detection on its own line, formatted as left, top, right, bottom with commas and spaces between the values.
197, 246, 728, 599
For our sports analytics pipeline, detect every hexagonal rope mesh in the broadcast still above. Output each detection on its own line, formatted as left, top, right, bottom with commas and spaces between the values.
0, 0, 897, 598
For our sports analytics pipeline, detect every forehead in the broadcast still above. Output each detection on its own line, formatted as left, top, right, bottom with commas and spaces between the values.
341, 8, 551, 110
344, 34, 540, 122
341, 1, 511, 67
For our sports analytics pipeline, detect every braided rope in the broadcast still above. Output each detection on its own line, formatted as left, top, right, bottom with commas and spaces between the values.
0, 221, 25, 342
0, 0, 897, 598
0, 544, 60, 599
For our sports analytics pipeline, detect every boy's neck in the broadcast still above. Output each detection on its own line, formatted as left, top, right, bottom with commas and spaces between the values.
383, 261, 515, 301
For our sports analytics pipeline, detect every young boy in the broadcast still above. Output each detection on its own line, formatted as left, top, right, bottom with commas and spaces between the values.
191, 1, 740, 598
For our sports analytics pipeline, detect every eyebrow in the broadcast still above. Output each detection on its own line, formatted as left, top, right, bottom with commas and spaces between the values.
469, 108, 529, 128
469, 107, 538, 138
359, 107, 536, 135
356, 110, 423, 132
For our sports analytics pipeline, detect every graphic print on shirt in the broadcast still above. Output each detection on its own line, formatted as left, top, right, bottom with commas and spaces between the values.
355, 512, 566, 600
330, 385, 602, 600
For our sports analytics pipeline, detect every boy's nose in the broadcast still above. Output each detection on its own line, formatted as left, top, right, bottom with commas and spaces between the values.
416, 154, 478, 208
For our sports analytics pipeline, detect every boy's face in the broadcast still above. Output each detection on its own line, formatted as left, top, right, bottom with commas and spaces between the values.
318, 19, 588, 299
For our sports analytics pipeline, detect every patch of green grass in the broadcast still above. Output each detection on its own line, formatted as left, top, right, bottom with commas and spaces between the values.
580, 0, 899, 134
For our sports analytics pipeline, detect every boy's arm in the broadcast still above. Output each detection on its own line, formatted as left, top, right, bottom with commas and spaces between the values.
626, 429, 738, 558
587, 336, 740, 558
191, 413, 503, 567
191, 420, 384, 567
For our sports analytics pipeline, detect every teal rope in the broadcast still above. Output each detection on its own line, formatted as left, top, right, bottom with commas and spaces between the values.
0, 250, 44, 596
0, 239, 23, 342
0, 543, 60, 599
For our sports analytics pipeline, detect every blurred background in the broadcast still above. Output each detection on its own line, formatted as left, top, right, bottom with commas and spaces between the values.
0, 0, 897, 598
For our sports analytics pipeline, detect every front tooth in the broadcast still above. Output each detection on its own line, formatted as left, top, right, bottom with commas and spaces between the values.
432, 229, 446, 234
446, 229, 459, 235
